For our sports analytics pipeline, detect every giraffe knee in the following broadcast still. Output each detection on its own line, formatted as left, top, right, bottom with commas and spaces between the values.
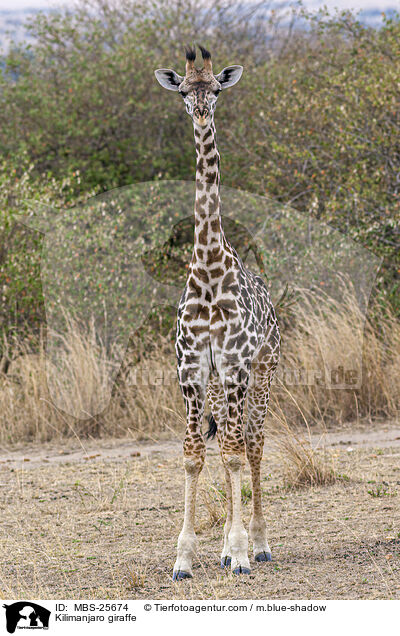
183, 456, 204, 473
183, 434, 205, 471
225, 455, 242, 471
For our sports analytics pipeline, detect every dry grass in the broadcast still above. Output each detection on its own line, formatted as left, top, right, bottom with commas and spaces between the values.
0, 285, 399, 444
198, 484, 226, 530
125, 564, 147, 590
273, 286, 400, 425
0, 320, 184, 444
267, 403, 337, 488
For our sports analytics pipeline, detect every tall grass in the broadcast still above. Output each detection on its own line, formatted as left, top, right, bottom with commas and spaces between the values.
0, 324, 183, 443
273, 288, 400, 424
0, 290, 399, 444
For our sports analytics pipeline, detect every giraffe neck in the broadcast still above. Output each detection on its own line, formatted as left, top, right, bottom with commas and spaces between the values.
193, 120, 223, 263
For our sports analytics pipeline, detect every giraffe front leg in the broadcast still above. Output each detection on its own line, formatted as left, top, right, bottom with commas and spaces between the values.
220, 462, 232, 568
248, 454, 271, 562
246, 378, 274, 563
173, 455, 204, 580
225, 454, 250, 575
207, 377, 233, 568
222, 378, 251, 575
173, 381, 206, 581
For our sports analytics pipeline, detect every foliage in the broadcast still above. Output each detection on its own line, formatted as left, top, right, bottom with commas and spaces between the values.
228, 8, 400, 306
0, 159, 99, 335
0, 0, 286, 189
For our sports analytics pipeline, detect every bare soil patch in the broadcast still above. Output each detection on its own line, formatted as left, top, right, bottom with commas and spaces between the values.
0, 421, 399, 600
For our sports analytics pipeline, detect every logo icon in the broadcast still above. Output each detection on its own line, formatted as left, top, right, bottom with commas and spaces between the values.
3, 602, 50, 633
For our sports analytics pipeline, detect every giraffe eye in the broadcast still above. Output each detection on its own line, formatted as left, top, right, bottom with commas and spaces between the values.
179, 90, 188, 97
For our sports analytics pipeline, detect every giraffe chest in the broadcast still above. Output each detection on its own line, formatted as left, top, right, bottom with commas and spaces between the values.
178, 260, 263, 354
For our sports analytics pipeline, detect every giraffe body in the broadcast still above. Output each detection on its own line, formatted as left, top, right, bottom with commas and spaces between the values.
155, 46, 280, 579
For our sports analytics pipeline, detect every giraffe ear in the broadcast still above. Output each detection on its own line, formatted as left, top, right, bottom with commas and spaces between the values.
215, 65, 243, 89
154, 69, 184, 91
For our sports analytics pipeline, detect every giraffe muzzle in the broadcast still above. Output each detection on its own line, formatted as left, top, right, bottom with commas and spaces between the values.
193, 106, 210, 126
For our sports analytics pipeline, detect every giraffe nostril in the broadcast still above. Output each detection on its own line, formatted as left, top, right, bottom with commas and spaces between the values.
195, 107, 208, 118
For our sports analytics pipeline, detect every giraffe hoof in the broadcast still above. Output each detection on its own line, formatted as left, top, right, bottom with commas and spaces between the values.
255, 551, 272, 562
220, 556, 231, 568
172, 570, 193, 581
232, 566, 251, 575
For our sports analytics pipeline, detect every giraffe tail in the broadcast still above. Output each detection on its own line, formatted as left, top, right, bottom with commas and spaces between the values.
205, 413, 217, 440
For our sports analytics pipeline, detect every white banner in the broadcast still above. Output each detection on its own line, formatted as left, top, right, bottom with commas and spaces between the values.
1, 599, 398, 635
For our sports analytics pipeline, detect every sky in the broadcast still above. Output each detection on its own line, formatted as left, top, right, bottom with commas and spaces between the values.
0, 0, 397, 9
305, 0, 398, 9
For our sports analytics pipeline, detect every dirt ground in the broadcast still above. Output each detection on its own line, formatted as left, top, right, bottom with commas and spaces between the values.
0, 420, 399, 600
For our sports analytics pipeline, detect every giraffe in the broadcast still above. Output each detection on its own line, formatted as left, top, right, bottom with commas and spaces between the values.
155, 45, 280, 580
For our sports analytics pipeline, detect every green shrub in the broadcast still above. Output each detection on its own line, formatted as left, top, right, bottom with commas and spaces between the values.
0, 159, 98, 337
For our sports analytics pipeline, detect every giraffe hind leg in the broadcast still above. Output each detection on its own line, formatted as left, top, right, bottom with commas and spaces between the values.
220, 371, 251, 575
246, 354, 278, 563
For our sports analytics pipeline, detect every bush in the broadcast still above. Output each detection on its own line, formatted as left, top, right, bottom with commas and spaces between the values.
0, 159, 98, 337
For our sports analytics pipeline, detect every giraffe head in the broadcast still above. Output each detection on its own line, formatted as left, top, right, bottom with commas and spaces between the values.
154, 45, 243, 127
